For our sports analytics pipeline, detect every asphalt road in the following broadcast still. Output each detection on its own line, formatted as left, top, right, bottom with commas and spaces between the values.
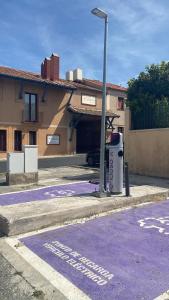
0, 154, 87, 173
19, 199, 169, 300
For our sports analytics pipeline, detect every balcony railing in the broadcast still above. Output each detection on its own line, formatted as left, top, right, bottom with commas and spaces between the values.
21, 111, 43, 123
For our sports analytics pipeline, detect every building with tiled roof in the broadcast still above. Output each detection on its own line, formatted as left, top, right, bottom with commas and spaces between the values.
74, 78, 127, 92
0, 65, 75, 90
0, 54, 126, 158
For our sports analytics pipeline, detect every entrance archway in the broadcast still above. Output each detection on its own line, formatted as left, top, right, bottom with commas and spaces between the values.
76, 119, 101, 153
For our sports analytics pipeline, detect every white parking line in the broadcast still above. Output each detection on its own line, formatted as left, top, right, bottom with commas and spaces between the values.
6, 238, 91, 300
154, 291, 169, 300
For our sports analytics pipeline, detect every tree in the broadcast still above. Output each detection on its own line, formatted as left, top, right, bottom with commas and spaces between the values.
127, 62, 169, 129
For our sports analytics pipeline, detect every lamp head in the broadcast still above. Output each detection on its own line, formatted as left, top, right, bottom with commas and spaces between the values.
91, 8, 107, 19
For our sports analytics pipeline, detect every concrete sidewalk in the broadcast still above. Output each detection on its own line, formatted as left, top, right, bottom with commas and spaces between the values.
0, 166, 169, 236
0, 166, 99, 194
1, 165, 169, 192
0, 184, 168, 236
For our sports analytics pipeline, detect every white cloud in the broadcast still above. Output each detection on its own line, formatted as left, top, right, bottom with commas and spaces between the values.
2, 0, 169, 86
92, 0, 169, 84
103, 0, 168, 37
24, 0, 169, 85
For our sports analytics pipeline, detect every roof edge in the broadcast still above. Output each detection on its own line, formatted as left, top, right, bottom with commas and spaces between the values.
0, 72, 76, 91
68, 104, 120, 118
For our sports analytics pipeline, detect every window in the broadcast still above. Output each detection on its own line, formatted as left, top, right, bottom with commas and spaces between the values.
29, 131, 37, 145
14, 130, 22, 151
117, 97, 124, 110
24, 93, 38, 122
0, 130, 6, 151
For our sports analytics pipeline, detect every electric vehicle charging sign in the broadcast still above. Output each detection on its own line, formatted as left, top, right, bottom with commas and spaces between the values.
20, 199, 169, 300
0, 182, 99, 206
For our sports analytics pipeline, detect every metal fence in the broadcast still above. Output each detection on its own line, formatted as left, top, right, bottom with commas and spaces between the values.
131, 101, 169, 130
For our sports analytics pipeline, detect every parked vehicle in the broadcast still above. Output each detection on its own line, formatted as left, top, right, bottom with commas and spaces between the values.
86, 146, 109, 167
86, 133, 124, 167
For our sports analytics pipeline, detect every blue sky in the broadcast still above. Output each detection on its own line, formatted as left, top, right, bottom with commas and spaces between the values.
0, 0, 169, 86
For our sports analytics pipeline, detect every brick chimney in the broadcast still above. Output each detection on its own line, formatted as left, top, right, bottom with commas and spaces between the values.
41, 57, 51, 80
41, 62, 44, 78
41, 53, 60, 81
50, 53, 59, 81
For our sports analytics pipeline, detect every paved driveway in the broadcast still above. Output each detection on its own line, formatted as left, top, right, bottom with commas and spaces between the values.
19, 199, 169, 300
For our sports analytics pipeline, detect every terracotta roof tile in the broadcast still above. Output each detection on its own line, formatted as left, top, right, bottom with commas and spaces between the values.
0, 65, 127, 92
0, 66, 76, 90
71, 80, 102, 92
68, 104, 119, 118
81, 79, 127, 92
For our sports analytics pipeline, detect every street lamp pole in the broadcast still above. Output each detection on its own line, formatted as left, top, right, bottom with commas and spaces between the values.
91, 8, 108, 196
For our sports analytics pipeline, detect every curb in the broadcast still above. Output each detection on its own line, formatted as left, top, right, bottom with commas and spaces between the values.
0, 190, 168, 237
0, 239, 66, 300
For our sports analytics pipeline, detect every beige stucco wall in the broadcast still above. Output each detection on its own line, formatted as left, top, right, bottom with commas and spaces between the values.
71, 88, 126, 132
125, 108, 169, 178
0, 77, 75, 158
70, 89, 102, 110
107, 90, 126, 131
0, 78, 71, 126
0, 76, 126, 159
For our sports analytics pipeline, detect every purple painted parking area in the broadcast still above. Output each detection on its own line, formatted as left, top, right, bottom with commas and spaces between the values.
0, 182, 99, 206
21, 199, 169, 300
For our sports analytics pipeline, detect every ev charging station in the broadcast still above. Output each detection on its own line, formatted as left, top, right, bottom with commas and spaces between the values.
108, 132, 123, 194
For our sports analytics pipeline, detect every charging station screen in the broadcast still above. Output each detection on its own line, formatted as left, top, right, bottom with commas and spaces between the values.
111, 133, 120, 146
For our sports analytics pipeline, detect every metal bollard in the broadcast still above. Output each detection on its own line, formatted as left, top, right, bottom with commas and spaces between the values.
124, 162, 130, 197
104, 160, 107, 191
